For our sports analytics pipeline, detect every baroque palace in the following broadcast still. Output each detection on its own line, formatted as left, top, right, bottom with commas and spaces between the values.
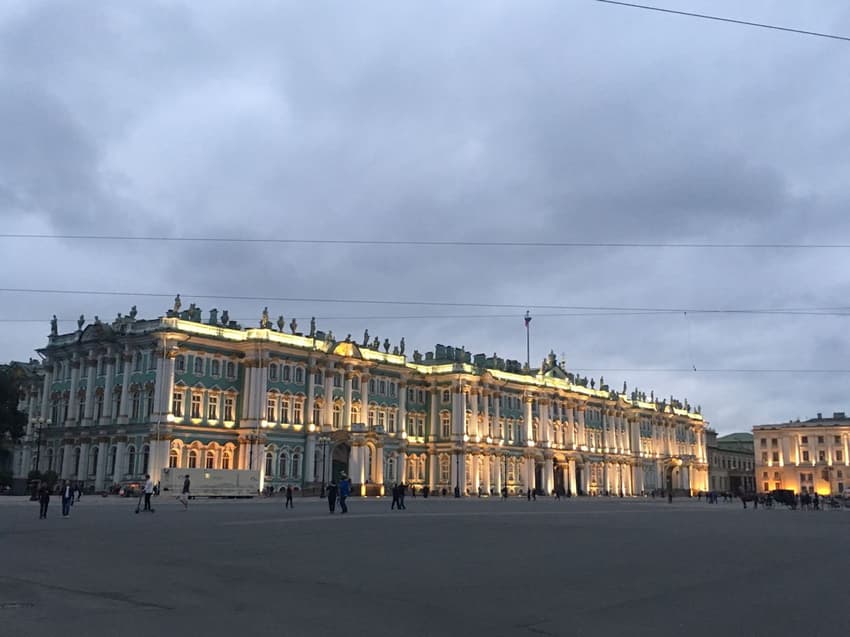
11, 300, 710, 496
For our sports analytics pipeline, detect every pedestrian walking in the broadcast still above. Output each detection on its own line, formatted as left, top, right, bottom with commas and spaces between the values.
142, 474, 154, 512
180, 474, 191, 510
338, 473, 350, 514
398, 482, 407, 509
38, 483, 50, 519
61, 480, 73, 517
74, 483, 82, 503
285, 485, 294, 509
391, 483, 400, 510
327, 481, 338, 513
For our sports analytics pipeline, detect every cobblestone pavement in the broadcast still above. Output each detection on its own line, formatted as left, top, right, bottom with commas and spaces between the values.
1, 495, 846, 637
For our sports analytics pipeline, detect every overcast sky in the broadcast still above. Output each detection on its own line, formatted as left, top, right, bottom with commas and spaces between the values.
2, 1, 850, 434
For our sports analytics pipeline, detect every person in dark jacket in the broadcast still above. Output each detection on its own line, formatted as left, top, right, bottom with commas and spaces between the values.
398, 482, 407, 510
338, 474, 351, 514
326, 481, 338, 513
285, 485, 294, 509
391, 483, 400, 510
38, 483, 50, 519
61, 480, 73, 517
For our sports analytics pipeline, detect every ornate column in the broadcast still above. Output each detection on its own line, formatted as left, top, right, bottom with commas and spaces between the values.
117, 353, 132, 425
429, 453, 438, 490
101, 355, 116, 424
305, 434, 316, 484
470, 389, 479, 440
482, 454, 491, 493
323, 362, 334, 428
495, 453, 503, 494
305, 360, 317, 428
82, 355, 97, 425
374, 445, 384, 494
493, 392, 501, 440
577, 405, 586, 447
398, 381, 407, 437
359, 372, 369, 427
544, 451, 554, 495
77, 440, 90, 482
94, 439, 108, 491
67, 359, 81, 425
524, 396, 534, 444
429, 385, 438, 441
113, 439, 126, 482
398, 452, 407, 485
539, 399, 550, 446
564, 401, 574, 447
471, 453, 480, 492
452, 385, 465, 439
40, 364, 53, 422
343, 370, 353, 430
482, 390, 491, 439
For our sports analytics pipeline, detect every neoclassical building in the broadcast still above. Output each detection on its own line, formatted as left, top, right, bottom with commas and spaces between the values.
753, 412, 850, 496
12, 303, 710, 496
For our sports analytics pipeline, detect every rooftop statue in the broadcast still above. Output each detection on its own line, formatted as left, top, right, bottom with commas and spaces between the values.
345, 334, 352, 343
50, 315, 58, 336
309, 317, 316, 338
221, 310, 229, 325
413, 350, 422, 362
173, 294, 182, 314
290, 318, 297, 334
363, 329, 369, 347
372, 337, 379, 349
191, 305, 201, 322
129, 305, 138, 320
209, 308, 219, 325
399, 337, 405, 355
326, 330, 334, 342
277, 315, 285, 332
392, 346, 399, 355
260, 307, 270, 329
383, 338, 390, 353
622, 381, 627, 394
77, 314, 85, 330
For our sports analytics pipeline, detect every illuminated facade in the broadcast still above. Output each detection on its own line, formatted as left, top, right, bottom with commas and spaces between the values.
12, 305, 709, 496
753, 413, 850, 496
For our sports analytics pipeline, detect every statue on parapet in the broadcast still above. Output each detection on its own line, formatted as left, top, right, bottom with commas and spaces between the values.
345, 334, 352, 343
209, 308, 219, 325
260, 307, 270, 329
399, 337, 405, 355
309, 317, 316, 337
191, 305, 201, 322
413, 350, 422, 362
326, 330, 334, 342
77, 315, 85, 330
277, 315, 285, 332
94, 315, 102, 325
221, 310, 230, 325
363, 329, 369, 347
50, 315, 58, 336
173, 294, 182, 314
383, 338, 390, 353
372, 336, 379, 349
290, 318, 297, 334
129, 305, 138, 320
392, 346, 399, 355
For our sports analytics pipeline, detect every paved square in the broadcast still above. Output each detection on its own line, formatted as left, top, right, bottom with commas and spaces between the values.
1, 495, 847, 637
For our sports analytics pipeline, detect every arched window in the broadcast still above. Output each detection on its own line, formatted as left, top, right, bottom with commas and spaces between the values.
295, 367, 304, 384
169, 449, 179, 468
291, 452, 301, 479
205, 450, 215, 469
313, 401, 321, 426
226, 362, 236, 378
386, 455, 395, 482
351, 404, 360, 424
279, 452, 288, 477
439, 455, 450, 482
265, 452, 273, 476
222, 450, 232, 470
188, 449, 199, 469
269, 364, 278, 381
142, 445, 150, 474
127, 446, 136, 476
89, 446, 99, 476
333, 403, 342, 429
109, 446, 117, 474
407, 457, 416, 481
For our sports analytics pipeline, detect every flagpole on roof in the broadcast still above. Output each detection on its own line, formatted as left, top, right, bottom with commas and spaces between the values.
524, 310, 532, 371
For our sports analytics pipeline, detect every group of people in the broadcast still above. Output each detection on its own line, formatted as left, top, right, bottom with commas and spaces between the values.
37, 480, 82, 519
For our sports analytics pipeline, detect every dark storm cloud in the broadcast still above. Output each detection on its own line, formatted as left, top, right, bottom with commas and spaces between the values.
2, 1, 850, 432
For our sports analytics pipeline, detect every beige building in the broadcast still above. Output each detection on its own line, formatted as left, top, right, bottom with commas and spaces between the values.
753, 412, 850, 496
706, 431, 755, 494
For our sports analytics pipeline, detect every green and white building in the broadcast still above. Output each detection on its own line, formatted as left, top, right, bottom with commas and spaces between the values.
12, 304, 710, 496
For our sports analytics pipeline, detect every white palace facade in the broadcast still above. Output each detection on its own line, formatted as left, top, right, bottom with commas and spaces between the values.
12, 305, 710, 497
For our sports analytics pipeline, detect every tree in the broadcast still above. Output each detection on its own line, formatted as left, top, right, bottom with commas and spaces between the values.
0, 368, 27, 470
0, 368, 26, 442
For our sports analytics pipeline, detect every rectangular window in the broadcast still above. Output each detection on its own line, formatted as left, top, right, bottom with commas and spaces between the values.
352, 376, 360, 391
771, 438, 777, 447
763, 482, 769, 492
208, 395, 218, 421
293, 400, 302, 425
282, 365, 291, 382
837, 450, 844, 463
818, 436, 825, 444
835, 435, 842, 444
281, 398, 290, 423
379, 380, 386, 395
801, 436, 808, 444
819, 450, 826, 462
269, 365, 278, 381
295, 367, 303, 384
442, 390, 450, 403
224, 397, 234, 421
148, 353, 156, 370
441, 414, 450, 438
267, 398, 277, 422
314, 372, 323, 385
191, 394, 201, 419
761, 452, 768, 462
333, 373, 342, 388
408, 388, 415, 402
226, 362, 236, 379
772, 452, 779, 462
368, 409, 375, 427
388, 411, 396, 433
172, 392, 183, 418
802, 451, 810, 462
389, 382, 396, 397
418, 416, 425, 437
131, 393, 141, 420
176, 356, 186, 372
193, 357, 204, 375
377, 410, 386, 430
760, 438, 767, 447
211, 360, 220, 377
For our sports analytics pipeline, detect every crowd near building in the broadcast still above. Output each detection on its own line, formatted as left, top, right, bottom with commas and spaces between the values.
753, 412, 850, 496
706, 431, 755, 494
11, 299, 710, 497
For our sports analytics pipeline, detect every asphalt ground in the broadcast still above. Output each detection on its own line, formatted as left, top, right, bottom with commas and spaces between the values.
1, 494, 847, 637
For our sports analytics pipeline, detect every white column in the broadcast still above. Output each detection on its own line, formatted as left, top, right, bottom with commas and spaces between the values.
83, 357, 97, 424
470, 390, 480, 440
521, 457, 530, 492
569, 459, 577, 494
374, 445, 384, 493
305, 364, 316, 428
545, 456, 554, 495
398, 452, 407, 485
118, 354, 132, 424
452, 387, 464, 439
398, 382, 407, 438
540, 400, 551, 446
429, 453, 438, 490
67, 361, 81, 424
482, 392, 491, 439
524, 397, 534, 444
359, 373, 369, 427
482, 455, 491, 493
305, 434, 316, 483
343, 371, 353, 430
77, 442, 90, 481
495, 455, 503, 494
101, 356, 116, 423
429, 387, 439, 441
323, 363, 334, 427
94, 440, 108, 491
471, 454, 480, 492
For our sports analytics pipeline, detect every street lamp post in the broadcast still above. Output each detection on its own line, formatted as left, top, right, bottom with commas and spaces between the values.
503, 451, 509, 499
454, 448, 461, 498
318, 435, 331, 498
